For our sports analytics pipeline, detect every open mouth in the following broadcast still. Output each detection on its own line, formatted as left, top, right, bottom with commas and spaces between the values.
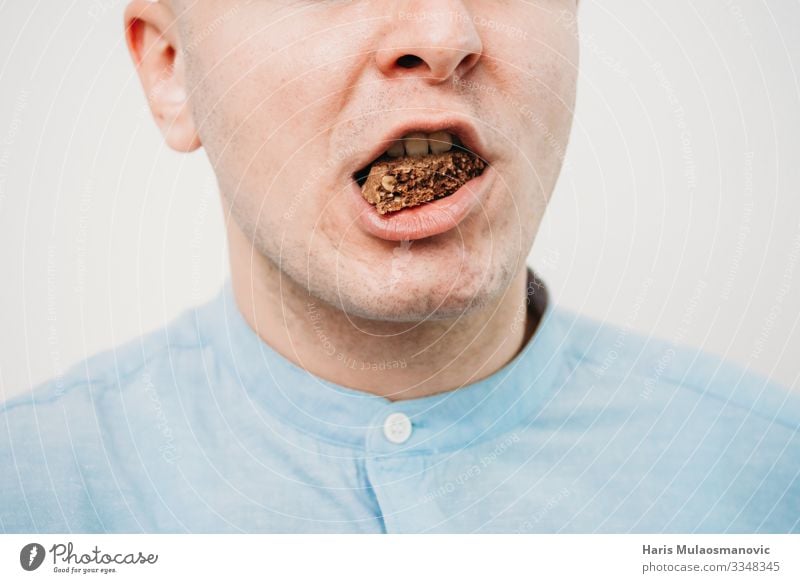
352, 131, 488, 215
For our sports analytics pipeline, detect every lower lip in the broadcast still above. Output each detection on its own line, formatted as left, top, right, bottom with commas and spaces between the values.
348, 165, 496, 241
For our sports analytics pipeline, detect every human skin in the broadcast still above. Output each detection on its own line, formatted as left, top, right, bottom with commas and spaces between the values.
124, 0, 579, 400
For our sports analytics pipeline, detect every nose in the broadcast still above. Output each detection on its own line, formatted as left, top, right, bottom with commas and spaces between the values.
375, 2, 484, 84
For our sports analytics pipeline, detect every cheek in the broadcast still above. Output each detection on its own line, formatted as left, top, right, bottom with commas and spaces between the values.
496, 25, 577, 189
492, 5, 577, 104
189, 24, 365, 219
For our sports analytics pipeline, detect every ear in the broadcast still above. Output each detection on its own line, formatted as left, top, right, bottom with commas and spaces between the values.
124, 0, 201, 152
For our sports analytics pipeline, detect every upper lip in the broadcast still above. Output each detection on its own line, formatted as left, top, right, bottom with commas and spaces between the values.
350, 116, 492, 178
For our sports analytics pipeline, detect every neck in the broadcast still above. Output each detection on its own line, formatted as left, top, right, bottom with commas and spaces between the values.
226, 223, 536, 402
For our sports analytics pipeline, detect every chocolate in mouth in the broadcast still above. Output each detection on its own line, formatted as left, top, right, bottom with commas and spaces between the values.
355, 147, 487, 215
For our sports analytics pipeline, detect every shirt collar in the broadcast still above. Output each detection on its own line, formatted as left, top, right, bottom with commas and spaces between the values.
199, 267, 566, 454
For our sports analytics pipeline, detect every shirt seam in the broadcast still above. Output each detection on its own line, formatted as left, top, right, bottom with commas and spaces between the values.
569, 345, 798, 433
1, 341, 205, 414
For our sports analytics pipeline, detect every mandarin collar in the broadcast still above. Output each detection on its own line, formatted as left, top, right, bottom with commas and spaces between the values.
199, 268, 565, 455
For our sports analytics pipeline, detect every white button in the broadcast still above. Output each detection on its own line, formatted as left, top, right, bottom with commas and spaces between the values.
383, 412, 413, 444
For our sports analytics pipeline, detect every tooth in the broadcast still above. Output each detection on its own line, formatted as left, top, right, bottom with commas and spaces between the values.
387, 141, 405, 158
404, 132, 429, 157
428, 131, 453, 154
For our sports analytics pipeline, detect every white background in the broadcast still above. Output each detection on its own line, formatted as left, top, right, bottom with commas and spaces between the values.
0, 1, 798, 400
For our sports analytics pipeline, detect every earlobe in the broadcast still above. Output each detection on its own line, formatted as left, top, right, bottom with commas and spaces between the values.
124, 0, 201, 152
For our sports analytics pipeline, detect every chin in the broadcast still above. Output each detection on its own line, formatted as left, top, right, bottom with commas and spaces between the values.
329, 258, 512, 323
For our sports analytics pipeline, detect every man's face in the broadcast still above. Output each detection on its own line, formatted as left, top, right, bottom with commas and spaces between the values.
178, 1, 578, 321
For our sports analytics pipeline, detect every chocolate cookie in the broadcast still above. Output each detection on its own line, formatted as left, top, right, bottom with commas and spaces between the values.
360, 150, 487, 215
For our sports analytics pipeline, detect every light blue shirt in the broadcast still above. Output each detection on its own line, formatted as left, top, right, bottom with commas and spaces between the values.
2, 270, 798, 533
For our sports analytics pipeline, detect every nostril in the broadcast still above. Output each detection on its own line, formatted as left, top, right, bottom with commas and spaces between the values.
460, 52, 481, 73
397, 54, 424, 69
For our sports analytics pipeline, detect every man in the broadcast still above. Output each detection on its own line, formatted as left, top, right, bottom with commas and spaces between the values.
1, 0, 797, 533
